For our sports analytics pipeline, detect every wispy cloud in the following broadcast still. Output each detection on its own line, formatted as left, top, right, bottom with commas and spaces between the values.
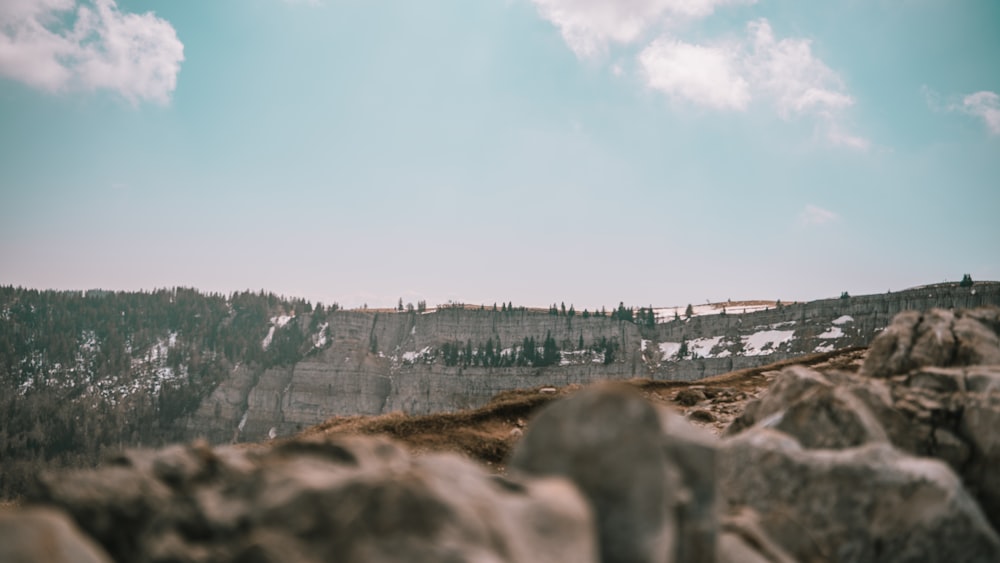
798, 204, 839, 226
0, 0, 183, 104
923, 86, 1000, 136
527, 0, 756, 58
961, 91, 1000, 135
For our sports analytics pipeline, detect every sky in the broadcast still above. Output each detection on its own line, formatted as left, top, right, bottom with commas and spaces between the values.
1, 0, 998, 310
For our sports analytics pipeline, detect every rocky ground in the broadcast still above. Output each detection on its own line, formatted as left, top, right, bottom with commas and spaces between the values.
4, 306, 1000, 562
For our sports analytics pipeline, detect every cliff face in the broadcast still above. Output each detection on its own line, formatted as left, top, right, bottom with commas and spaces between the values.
186, 283, 1000, 444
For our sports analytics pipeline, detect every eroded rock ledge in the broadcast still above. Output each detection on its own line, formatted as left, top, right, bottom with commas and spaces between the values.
6, 306, 1000, 562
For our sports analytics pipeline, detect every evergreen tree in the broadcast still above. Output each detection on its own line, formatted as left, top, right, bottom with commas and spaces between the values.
960, 274, 974, 287
685, 304, 694, 319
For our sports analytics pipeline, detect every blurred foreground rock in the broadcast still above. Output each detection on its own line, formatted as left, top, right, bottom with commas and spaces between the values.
13, 306, 1000, 562
30, 437, 597, 563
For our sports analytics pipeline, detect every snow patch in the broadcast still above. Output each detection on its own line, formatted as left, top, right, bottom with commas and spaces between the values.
402, 346, 433, 364
818, 326, 844, 339
313, 322, 329, 348
689, 336, 723, 358
742, 330, 795, 356
262, 326, 276, 350
832, 315, 854, 325
658, 342, 682, 361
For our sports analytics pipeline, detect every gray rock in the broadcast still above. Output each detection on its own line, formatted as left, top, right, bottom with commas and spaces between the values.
659, 408, 718, 563
509, 384, 674, 563
726, 366, 889, 450
725, 365, 833, 437
717, 508, 796, 563
966, 365, 1000, 393
0, 508, 113, 563
719, 428, 1000, 562
31, 436, 598, 563
675, 388, 706, 406
771, 384, 889, 449
863, 307, 1000, 378
959, 392, 1000, 529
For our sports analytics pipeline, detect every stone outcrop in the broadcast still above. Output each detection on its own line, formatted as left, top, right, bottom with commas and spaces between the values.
862, 307, 1000, 378
11, 305, 1000, 563
720, 428, 1000, 562
508, 385, 676, 563
0, 508, 112, 563
30, 437, 597, 563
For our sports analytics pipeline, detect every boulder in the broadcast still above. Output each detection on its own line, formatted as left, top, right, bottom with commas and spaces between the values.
726, 366, 889, 450
508, 384, 675, 563
31, 435, 598, 563
719, 428, 1000, 562
863, 307, 1000, 378
658, 408, 718, 563
0, 508, 113, 563
717, 507, 796, 563
959, 392, 1000, 528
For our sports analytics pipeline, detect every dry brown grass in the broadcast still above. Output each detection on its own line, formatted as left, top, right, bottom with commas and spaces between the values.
296, 347, 867, 468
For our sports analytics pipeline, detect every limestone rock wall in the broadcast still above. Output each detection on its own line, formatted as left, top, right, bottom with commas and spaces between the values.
185, 283, 1000, 443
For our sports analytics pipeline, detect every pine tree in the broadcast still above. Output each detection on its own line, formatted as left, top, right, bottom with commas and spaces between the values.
685, 304, 694, 319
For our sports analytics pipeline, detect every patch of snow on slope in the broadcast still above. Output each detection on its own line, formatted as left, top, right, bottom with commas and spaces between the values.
819, 326, 844, 339
742, 330, 795, 356
832, 315, 854, 325
689, 336, 723, 358
814, 343, 835, 353
402, 346, 433, 364
659, 342, 682, 361
273, 315, 293, 328
262, 326, 276, 350
313, 323, 329, 348
641, 339, 651, 352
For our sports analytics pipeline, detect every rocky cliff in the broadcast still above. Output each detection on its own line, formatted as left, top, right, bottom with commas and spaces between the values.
186, 282, 1000, 444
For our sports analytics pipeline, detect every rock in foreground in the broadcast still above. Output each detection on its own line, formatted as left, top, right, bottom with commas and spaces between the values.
30, 437, 597, 563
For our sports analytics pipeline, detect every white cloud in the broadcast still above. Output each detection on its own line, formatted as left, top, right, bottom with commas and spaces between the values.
798, 204, 839, 226
639, 38, 749, 110
528, 0, 755, 58
635, 18, 865, 149
961, 91, 1000, 135
0, 0, 183, 104
924, 86, 1000, 136
744, 19, 853, 119
529, 1, 865, 149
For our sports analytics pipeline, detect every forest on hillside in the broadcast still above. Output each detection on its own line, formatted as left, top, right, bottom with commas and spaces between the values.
0, 286, 320, 497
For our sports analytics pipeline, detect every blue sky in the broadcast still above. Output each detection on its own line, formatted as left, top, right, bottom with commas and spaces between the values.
1, 0, 998, 310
